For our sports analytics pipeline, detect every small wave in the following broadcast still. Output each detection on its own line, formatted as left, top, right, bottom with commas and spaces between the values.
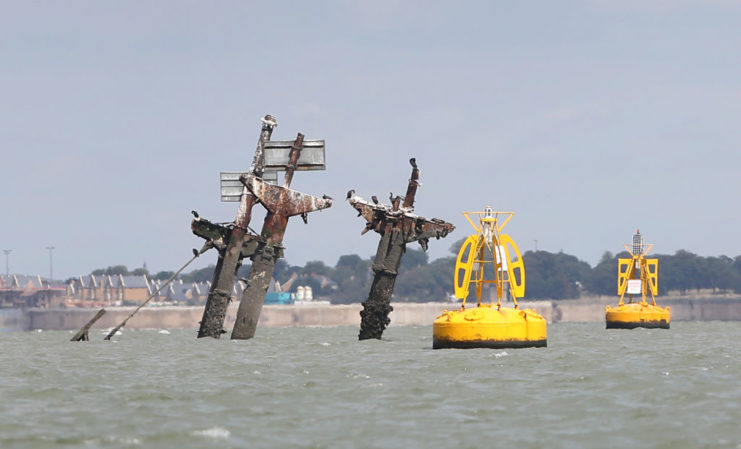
158, 329, 170, 335
494, 351, 508, 358
192, 427, 230, 440
108, 436, 142, 446
319, 342, 331, 346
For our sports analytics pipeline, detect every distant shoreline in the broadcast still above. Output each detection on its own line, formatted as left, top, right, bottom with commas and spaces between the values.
3, 297, 741, 332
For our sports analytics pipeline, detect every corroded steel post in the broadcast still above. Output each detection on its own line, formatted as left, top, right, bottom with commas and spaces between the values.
349, 158, 455, 340
231, 134, 333, 340
195, 115, 276, 338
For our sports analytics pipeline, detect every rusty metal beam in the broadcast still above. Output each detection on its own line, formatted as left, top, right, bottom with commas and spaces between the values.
195, 115, 276, 339
349, 158, 454, 340
231, 134, 332, 340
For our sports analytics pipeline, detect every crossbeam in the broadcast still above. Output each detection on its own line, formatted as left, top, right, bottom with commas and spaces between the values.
264, 139, 325, 170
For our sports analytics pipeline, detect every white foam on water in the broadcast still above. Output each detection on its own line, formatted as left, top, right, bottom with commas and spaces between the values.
494, 351, 508, 358
319, 341, 331, 346
158, 329, 170, 335
192, 427, 230, 440
109, 436, 142, 445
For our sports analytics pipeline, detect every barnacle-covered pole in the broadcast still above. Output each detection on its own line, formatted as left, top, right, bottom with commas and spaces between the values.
231, 134, 333, 339
348, 158, 454, 340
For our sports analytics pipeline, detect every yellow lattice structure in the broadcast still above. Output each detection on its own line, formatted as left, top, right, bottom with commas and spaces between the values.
454, 207, 525, 309
617, 232, 659, 306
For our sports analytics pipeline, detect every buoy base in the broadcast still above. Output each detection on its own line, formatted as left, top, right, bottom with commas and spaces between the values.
432, 337, 547, 349
605, 303, 670, 329
433, 305, 547, 350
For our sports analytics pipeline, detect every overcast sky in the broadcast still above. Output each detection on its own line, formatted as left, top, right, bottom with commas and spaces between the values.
1, 1, 740, 280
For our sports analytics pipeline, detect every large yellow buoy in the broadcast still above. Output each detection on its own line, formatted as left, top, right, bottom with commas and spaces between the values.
605, 230, 670, 329
433, 207, 547, 349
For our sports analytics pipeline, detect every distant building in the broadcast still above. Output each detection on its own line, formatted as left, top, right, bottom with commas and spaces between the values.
1, 271, 280, 308
67, 274, 105, 304
0, 275, 66, 308
115, 275, 152, 303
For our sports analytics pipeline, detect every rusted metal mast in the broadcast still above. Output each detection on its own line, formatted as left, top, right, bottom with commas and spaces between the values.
348, 158, 454, 340
193, 115, 277, 338
231, 133, 332, 339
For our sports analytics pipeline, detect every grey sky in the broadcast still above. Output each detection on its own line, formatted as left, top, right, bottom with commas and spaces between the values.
2, 1, 740, 279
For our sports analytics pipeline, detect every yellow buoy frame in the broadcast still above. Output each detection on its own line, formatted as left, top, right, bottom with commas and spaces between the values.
434, 207, 546, 349
606, 230, 670, 329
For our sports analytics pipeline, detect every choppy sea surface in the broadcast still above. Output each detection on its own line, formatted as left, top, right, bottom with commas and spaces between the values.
1, 322, 740, 449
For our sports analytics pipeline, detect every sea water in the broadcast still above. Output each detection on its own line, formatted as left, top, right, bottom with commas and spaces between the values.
0, 322, 740, 449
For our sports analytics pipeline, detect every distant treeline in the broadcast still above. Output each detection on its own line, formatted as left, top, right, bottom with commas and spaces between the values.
85, 239, 741, 303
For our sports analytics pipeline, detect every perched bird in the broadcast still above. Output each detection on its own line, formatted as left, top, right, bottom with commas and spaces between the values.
323, 194, 333, 201
410, 157, 417, 169
371, 195, 379, 204
261, 114, 278, 127
346, 189, 355, 199
191, 210, 199, 218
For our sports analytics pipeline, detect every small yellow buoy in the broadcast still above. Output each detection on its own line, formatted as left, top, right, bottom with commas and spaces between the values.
605, 230, 670, 329
433, 207, 547, 349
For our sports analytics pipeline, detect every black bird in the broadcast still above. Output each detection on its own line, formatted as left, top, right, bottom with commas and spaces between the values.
346, 189, 355, 199
371, 195, 379, 204
191, 210, 199, 218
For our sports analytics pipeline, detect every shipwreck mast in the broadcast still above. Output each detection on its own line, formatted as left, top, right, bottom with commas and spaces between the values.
348, 158, 454, 340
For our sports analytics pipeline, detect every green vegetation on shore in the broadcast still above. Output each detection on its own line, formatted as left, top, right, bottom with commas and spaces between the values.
83, 240, 741, 303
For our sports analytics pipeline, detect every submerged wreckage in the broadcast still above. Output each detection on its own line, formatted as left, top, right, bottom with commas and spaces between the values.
74, 120, 457, 343
348, 158, 454, 340
192, 115, 332, 339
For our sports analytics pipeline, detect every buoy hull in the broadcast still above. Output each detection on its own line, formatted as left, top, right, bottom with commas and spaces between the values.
605, 303, 670, 329
433, 336, 547, 349
433, 306, 547, 350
